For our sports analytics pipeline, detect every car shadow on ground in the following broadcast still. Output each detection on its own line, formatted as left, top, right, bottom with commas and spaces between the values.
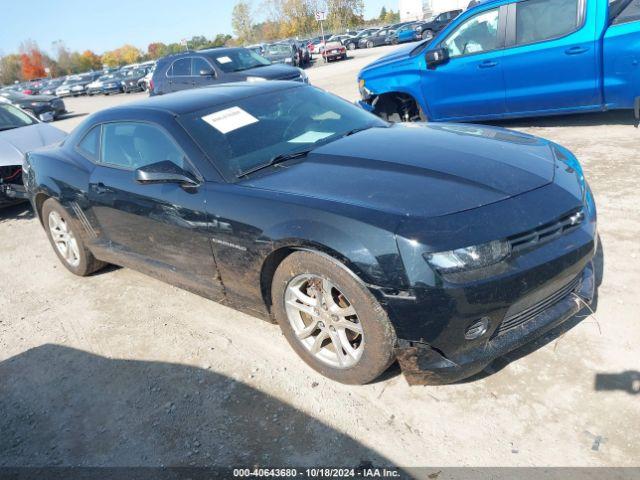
594, 370, 640, 395
0, 202, 33, 224
0, 344, 402, 471
458, 236, 605, 384
489, 109, 636, 128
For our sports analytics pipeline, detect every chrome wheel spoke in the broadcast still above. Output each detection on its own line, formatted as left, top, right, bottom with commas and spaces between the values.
296, 319, 320, 339
286, 299, 317, 318
335, 318, 363, 335
290, 286, 318, 308
285, 273, 364, 369
310, 330, 329, 354
327, 328, 348, 366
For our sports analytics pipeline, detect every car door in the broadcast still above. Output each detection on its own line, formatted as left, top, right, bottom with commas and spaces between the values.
87, 121, 223, 300
167, 57, 194, 92
424, 6, 507, 120
374, 30, 388, 46
191, 56, 218, 89
501, 0, 599, 114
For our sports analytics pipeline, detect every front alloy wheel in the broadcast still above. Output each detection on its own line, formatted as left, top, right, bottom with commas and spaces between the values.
285, 274, 364, 368
271, 251, 397, 384
42, 198, 105, 276
48, 210, 81, 268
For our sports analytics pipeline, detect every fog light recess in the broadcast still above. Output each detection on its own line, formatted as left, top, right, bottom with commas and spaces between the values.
465, 317, 490, 340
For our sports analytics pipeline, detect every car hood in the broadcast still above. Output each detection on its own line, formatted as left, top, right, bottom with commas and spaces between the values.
243, 123, 556, 219
232, 63, 302, 81
0, 123, 67, 167
360, 42, 425, 72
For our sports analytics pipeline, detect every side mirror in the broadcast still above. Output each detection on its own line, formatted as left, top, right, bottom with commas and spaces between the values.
136, 161, 199, 187
425, 47, 449, 70
199, 69, 215, 77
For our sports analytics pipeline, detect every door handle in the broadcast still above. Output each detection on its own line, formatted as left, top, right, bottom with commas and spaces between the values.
479, 60, 498, 68
94, 182, 109, 195
565, 46, 588, 55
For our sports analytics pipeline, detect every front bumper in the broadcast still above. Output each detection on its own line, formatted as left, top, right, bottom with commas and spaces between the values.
396, 261, 595, 385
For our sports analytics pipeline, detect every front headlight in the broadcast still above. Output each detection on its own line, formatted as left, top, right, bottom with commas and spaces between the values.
424, 239, 511, 273
552, 143, 586, 201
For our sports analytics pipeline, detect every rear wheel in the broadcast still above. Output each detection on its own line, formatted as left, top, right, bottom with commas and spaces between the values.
347, 42, 356, 50
42, 199, 105, 276
271, 251, 397, 384
366, 40, 374, 48
422, 29, 434, 40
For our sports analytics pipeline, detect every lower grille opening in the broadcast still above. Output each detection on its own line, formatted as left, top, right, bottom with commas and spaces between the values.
495, 275, 581, 337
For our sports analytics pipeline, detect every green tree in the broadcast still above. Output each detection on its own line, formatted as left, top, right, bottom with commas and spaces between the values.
379, 6, 387, 20
232, 1, 254, 43
0, 54, 22, 85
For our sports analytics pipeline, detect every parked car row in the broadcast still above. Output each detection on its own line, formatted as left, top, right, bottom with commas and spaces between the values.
0, 61, 156, 102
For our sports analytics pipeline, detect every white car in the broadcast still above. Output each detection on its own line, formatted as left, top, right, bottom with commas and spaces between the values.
0, 102, 66, 206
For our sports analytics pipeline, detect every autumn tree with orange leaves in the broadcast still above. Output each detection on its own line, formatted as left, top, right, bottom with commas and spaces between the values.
20, 48, 46, 80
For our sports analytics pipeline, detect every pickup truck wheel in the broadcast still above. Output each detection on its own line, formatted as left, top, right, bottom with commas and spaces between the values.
42, 198, 106, 277
271, 251, 397, 385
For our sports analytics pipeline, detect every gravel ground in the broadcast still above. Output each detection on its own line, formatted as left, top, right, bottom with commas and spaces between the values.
1, 43, 638, 471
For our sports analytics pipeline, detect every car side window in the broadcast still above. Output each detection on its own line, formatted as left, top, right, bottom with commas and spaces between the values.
77, 125, 101, 159
170, 58, 191, 77
515, 0, 581, 45
192, 57, 212, 76
100, 122, 186, 171
611, 0, 640, 24
443, 8, 500, 58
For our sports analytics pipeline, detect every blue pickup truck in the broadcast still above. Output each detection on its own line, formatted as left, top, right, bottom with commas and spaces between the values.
358, 0, 640, 123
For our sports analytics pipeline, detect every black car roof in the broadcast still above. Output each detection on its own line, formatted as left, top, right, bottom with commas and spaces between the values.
158, 47, 244, 64
110, 81, 303, 116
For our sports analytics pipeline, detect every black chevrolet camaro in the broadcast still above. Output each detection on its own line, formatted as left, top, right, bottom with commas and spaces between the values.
24, 82, 597, 385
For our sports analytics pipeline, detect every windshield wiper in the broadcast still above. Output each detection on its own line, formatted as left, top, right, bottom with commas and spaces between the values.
237, 149, 312, 178
342, 124, 390, 138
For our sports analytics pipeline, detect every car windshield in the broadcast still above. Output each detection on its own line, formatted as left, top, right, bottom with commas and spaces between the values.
266, 44, 290, 55
210, 49, 271, 73
178, 85, 387, 181
0, 103, 37, 131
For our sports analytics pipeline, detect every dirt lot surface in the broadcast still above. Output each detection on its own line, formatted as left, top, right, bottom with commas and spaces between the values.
1, 44, 638, 471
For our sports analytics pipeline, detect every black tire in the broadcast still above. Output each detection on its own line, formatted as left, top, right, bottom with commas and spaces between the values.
271, 251, 397, 385
347, 42, 356, 50
422, 29, 434, 40
366, 40, 374, 48
42, 198, 106, 277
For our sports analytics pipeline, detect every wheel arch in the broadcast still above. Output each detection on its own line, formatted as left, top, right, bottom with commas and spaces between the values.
259, 241, 383, 315
372, 90, 429, 122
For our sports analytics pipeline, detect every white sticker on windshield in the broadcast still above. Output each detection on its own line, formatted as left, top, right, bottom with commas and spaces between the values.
202, 107, 258, 134
216, 56, 232, 64
288, 131, 333, 144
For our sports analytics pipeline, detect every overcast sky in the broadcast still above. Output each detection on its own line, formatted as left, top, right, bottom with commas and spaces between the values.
0, 0, 398, 56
